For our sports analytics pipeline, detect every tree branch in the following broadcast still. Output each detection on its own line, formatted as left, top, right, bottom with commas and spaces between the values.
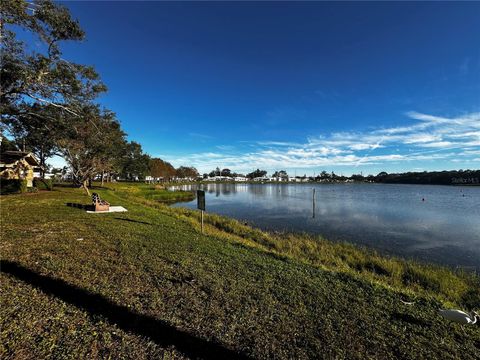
23, 93, 79, 116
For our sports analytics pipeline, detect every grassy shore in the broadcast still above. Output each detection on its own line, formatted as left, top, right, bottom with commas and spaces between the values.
108, 182, 195, 203
1, 184, 479, 359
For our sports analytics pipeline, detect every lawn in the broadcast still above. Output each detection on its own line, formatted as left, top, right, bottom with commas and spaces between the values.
1, 184, 479, 359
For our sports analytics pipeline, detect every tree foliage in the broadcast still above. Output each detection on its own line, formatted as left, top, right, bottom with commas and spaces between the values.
373, 170, 480, 185
176, 166, 199, 178
1, 0, 106, 119
220, 168, 231, 177
246, 169, 267, 179
119, 141, 150, 180
56, 105, 125, 194
149, 158, 176, 179
272, 170, 288, 179
8, 103, 61, 176
0, 1, 198, 190
0, 136, 18, 153
1, 0, 109, 188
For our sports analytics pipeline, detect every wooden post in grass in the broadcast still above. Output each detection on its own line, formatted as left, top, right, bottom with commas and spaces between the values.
312, 188, 316, 218
197, 190, 205, 234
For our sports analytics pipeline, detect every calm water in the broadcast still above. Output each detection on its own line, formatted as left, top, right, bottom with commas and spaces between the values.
170, 183, 480, 269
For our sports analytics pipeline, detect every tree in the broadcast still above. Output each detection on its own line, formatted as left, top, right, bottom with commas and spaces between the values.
56, 104, 126, 194
149, 158, 176, 180
1, 0, 107, 180
221, 168, 232, 177
176, 166, 199, 179
272, 170, 288, 179
246, 169, 267, 179
119, 141, 150, 181
93, 135, 127, 185
0, 135, 18, 153
351, 174, 364, 181
187, 167, 199, 178
1, 0, 106, 120
8, 103, 61, 177
208, 167, 222, 177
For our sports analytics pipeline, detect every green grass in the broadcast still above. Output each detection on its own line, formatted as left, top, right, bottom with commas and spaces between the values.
1, 185, 479, 359
107, 182, 195, 203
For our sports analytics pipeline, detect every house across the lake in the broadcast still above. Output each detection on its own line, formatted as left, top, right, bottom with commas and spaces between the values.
0, 151, 41, 187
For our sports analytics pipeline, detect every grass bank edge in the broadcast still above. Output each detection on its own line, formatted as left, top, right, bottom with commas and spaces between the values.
103, 185, 479, 310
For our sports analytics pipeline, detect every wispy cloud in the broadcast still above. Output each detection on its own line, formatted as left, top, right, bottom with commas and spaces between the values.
169, 111, 480, 173
216, 145, 235, 151
256, 141, 303, 147
188, 132, 214, 140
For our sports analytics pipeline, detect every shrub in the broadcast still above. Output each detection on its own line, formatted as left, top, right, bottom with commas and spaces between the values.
19, 179, 28, 193
0, 179, 28, 194
33, 178, 53, 191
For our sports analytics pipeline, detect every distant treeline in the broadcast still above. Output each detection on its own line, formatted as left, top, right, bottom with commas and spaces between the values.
201, 167, 480, 185
370, 170, 480, 185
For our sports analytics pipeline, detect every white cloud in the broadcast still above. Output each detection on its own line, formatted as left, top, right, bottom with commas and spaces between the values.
403, 134, 441, 144
168, 111, 480, 173
460, 149, 480, 156
406, 111, 453, 124
216, 145, 235, 151
349, 143, 383, 150
418, 141, 454, 148
256, 141, 303, 147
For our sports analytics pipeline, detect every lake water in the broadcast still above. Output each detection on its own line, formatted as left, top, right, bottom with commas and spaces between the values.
170, 183, 480, 269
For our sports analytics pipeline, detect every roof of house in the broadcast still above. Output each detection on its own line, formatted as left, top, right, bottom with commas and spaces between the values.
0, 151, 41, 167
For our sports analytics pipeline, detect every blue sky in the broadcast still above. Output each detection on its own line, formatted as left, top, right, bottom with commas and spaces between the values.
53, 1, 479, 175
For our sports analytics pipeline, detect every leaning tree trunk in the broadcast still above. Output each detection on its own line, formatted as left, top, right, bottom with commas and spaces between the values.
82, 180, 91, 196
39, 148, 46, 178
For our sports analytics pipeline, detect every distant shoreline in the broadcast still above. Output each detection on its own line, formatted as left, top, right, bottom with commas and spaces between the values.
167, 180, 480, 186
158, 169, 480, 187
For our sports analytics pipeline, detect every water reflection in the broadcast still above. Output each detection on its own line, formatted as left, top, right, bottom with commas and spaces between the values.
170, 183, 480, 268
